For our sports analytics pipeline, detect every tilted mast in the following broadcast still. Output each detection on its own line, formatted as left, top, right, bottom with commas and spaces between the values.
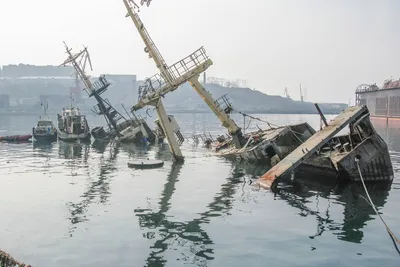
61, 43, 127, 137
123, 0, 244, 149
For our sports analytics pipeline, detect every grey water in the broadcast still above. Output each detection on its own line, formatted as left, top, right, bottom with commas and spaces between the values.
0, 113, 399, 267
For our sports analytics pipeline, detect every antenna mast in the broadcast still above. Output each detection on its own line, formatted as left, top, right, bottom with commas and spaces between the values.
123, 0, 173, 85
284, 87, 290, 99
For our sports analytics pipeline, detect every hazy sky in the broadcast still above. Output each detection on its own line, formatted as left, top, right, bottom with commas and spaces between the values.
1, 0, 399, 103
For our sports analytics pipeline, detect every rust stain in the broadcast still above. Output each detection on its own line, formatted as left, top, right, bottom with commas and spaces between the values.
383, 79, 400, 90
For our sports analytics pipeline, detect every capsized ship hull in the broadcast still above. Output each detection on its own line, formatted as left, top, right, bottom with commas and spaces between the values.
213, 123, 316, 167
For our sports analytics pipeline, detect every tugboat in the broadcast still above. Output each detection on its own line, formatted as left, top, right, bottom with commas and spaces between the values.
56, 96, 91, 142
32, 101, 57, 143
60, 43, 157, 145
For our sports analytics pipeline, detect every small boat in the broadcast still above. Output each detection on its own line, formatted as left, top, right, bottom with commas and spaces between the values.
57, 106, 91, 142
32, 101, 57, 143
0, 134, 32, 142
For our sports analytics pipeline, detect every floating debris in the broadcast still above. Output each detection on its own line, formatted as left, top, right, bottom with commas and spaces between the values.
128, 159, 164, 169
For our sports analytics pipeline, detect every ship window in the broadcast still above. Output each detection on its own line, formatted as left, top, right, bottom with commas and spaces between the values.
37, 121, 52, 127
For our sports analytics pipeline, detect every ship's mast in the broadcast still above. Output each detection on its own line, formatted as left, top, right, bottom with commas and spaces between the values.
43, 100, 48, 116
61, 43, 126, 136
69, 92, 74, 109
123, 0, 184, 161
123, 0, 173, 86
40, 99, 49, 120
62, 42, 94, 90
123, 0, 244, 150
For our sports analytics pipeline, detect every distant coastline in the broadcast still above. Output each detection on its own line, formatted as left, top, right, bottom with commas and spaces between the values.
0, 108, 342, 116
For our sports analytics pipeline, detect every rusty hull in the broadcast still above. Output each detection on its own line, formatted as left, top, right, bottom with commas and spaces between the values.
256, 105, 368, 189
214, 123, 315, 165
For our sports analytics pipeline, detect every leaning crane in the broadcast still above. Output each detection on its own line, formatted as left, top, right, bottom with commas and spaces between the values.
123, 0, 245, 161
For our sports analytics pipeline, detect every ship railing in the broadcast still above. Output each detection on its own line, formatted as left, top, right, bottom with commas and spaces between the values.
215, 94, 234, 114
166, 47, 209, 81
86, 76, 111, 97
355, 84, 380, 93
192, 132, 214, 143
355, 88, 376, 93
138, 74, 167, 101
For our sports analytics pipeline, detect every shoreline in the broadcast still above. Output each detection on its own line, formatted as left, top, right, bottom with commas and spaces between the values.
0, 109, 343, 116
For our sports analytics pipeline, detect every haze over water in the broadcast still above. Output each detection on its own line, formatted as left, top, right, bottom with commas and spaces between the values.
0, 113, 399, 266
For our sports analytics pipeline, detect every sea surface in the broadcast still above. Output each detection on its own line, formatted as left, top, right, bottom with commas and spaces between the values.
0, 113, 399, 267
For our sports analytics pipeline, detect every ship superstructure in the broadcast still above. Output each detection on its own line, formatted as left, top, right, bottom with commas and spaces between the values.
356, 78, 400, 125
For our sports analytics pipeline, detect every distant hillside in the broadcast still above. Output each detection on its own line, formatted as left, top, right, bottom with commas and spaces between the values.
136, 81, 348, 114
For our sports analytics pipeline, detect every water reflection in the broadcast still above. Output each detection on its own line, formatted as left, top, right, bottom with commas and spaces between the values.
276, 180, 391, 244
58, 140, 90, 161
376, 126, 400, 152
66, 142, 119, 236
32, 142, 54, 153
232, 158, 393, 246
91, 140, 109, 154
121, 142, 172, 162
135, 162, 246, 266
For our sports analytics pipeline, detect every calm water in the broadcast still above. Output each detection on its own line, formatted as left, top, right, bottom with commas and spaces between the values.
0, 113, 399, 267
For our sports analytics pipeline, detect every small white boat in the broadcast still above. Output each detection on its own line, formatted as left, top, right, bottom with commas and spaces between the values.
57, 107, 91, 142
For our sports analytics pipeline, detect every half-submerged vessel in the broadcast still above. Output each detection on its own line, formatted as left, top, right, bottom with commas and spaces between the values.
32, 101, 57, 143
256, 105, 393, 189
213, 121, 316, 166
123, 1, 315, 162
57, 102, 91, 142
60, 43, 158, 145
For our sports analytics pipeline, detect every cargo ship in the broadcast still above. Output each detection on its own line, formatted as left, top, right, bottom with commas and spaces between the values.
355, 78, 400, 127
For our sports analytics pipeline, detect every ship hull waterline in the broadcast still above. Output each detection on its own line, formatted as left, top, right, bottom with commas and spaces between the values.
57, 129, 91, 142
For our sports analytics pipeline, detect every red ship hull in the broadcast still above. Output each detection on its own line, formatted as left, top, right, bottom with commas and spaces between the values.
370, 116, 400, 128
0, 134, 32, 142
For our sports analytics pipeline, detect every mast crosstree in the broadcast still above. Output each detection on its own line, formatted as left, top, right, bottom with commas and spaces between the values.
60, 43, 127, 138
123, 0, 245, 160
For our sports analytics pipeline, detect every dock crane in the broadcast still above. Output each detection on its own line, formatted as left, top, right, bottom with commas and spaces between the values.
123, 0, 245, 161
284, 87, 291, 99
300, 84, 304, 102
